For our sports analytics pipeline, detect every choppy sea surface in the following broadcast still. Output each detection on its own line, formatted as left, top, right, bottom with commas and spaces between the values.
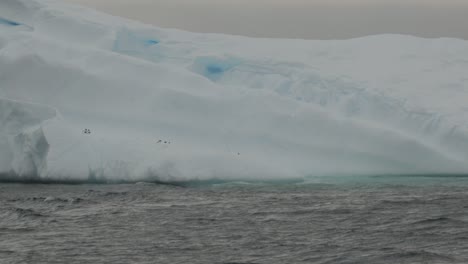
2, 176, 468, 264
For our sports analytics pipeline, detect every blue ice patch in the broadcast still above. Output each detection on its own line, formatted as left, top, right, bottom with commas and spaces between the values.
206, 65, 225, 74
192, 56, 242, 81
113, 28, 162, 62
0, 18, 21, 27
144, 39, 159, 46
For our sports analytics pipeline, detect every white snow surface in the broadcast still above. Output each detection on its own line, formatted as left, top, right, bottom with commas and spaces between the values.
1, 0, 468, 182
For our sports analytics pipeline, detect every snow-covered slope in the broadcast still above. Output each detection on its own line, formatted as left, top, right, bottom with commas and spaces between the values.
1, 0, 468, 182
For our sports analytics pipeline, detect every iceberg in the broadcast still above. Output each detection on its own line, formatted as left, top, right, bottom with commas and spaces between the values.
1, 0, 468, 182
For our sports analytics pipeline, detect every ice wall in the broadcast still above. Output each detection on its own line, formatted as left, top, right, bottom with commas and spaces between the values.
0, 98, 55, 179
1, 0, 468, 182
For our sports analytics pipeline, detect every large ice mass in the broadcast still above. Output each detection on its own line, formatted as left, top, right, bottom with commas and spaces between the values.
1, 0, 468, 183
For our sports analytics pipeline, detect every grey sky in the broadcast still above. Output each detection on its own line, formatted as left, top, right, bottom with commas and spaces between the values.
61, 0, 468, 40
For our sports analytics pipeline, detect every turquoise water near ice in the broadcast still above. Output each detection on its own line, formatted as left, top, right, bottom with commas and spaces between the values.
2, 175, 468, 263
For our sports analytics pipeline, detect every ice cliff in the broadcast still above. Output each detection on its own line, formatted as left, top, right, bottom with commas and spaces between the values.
1, 0, 468, 182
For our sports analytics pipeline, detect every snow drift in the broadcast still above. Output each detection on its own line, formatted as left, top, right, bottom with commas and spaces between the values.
1, 0, 468, 182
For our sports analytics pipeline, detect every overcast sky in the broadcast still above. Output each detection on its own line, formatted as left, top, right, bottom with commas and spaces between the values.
61, 0, 468, 40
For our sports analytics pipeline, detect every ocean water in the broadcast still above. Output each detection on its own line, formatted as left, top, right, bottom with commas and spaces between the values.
1, 176, 468, 264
